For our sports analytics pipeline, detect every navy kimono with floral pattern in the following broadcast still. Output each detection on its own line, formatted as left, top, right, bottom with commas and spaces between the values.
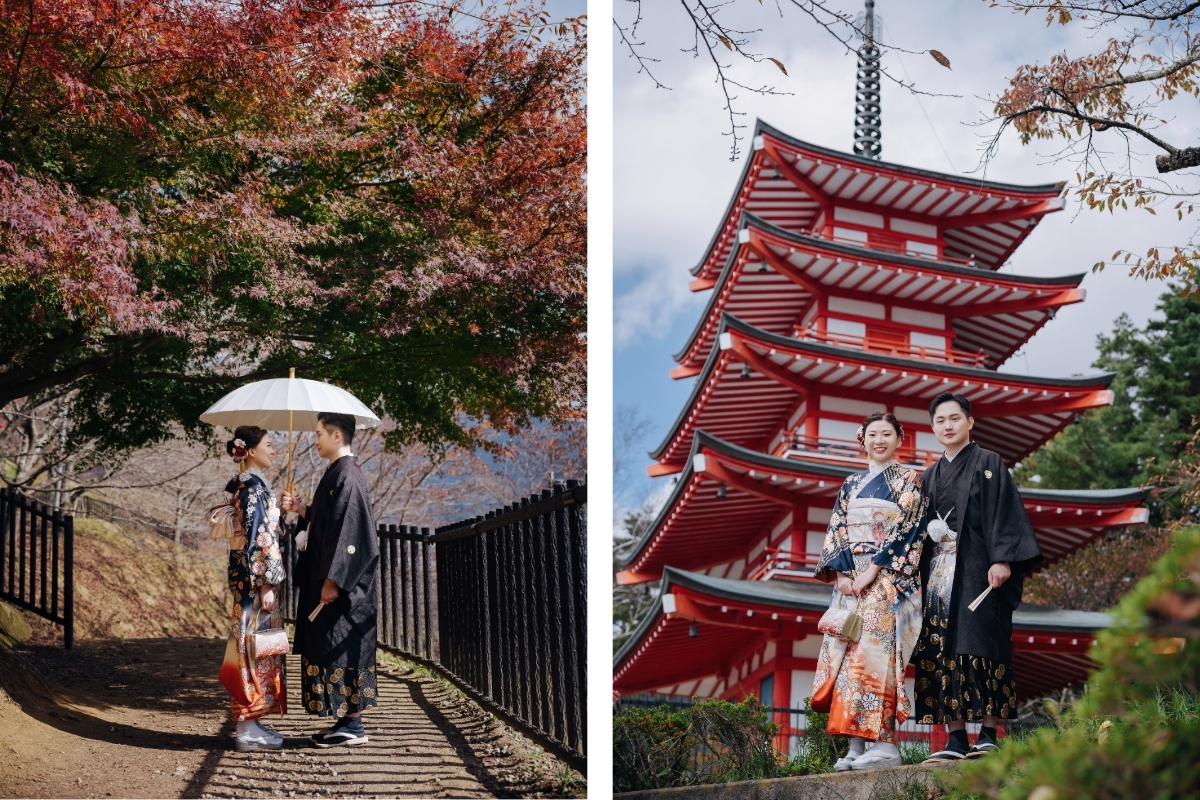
811, 462, 928, 742
218, 471, 288, 721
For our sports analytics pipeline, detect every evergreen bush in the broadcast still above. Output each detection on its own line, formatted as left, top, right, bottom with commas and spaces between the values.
613, 697, 785, 791
949, 525, 1200, 799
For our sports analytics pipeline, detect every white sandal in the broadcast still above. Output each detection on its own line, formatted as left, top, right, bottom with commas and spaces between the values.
849, 749, 902, 770
834, 754, 858, 771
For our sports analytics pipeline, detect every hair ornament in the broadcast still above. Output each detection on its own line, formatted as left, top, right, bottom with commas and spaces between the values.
855, 425, 866, 445
231, 438, 248, 462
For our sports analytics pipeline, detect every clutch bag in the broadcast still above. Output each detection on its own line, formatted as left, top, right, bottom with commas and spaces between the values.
247, 610, 290, 661
818, 594, 863, 643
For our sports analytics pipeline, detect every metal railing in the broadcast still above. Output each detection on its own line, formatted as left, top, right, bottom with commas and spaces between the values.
278, 480, 587, 773
378, 525, 436, 662
744, 549, 821, 582
793, 328, 988, 368
432, 480, 587, 769
616, 694, 1047, 757
0, 488, 73, 648
819, 230, 975, 267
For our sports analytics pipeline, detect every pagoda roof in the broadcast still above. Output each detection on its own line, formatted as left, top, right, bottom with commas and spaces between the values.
651, 314, 1115, 470
695, 120, 1065, 279
621, 430, 1148, 584
675, 214, 1087, 373
613, 566, 1108, 699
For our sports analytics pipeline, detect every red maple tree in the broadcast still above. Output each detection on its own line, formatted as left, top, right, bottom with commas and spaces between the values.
0, 0, 586, 457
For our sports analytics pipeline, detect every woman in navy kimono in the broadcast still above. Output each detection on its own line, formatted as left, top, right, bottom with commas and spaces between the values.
215, 425, 288, 751
812, 412, 927, 770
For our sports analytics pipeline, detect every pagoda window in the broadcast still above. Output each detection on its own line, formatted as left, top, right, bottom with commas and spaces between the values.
819, 395, 883, 417
890, 216, 938, 239
759, 673, 775, 708
833, 206, 884, 228
865, 325, 908, 355
891, 306, 946, 330
866, 229, 908, 256
828, 296, 885, 319
826, 317, 866, 341
910, 331, 948, 357
905, 239, 940, 259
831, 226, 868, 246
819, 418, 861, 442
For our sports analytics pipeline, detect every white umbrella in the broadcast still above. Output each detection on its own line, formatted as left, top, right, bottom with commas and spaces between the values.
200, 368, 381, 488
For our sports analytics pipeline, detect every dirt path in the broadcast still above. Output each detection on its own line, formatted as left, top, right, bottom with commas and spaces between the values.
0, 637, 582, 798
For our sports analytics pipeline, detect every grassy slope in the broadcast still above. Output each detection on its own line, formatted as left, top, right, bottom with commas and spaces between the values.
21, 517, 231, 644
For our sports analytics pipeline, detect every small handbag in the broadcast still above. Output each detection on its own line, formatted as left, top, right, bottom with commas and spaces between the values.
818, 590, 863, 643
246, 609, 290, 662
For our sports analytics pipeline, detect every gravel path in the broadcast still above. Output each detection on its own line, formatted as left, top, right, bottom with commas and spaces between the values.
0, 637, 580, 798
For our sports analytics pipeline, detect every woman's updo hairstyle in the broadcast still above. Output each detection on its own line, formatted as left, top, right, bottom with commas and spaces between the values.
226, 425, 268, 462
855, 411, 904, 446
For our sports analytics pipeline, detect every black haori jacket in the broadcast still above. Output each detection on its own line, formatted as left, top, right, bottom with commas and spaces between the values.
293, 455, 380, 669
917, 442, 1043, 664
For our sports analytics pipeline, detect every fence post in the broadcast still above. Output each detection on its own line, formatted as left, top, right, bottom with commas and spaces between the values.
423, 534, 434, 661
63, 514, 74, 650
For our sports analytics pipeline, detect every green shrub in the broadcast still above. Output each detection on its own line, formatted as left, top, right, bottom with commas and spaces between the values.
784, 699, 849, 776
613, 697, 785, 791
949, 525, 1200, 800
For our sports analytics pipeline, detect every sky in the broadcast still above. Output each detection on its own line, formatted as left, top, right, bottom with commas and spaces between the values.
612, 0, 1200, 509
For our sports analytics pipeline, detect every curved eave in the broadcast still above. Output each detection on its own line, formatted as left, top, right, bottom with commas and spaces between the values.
625, 431, 853, 570
631, 430, 1147, 581
615, 567, 1111, 684
674, 213, 1087, 368
723, 313, 1114, 390
693, 119, 1066, 279
756, 120, 1065, 196
742, 213, 1085, 283
1020, 486, 1149, 505
654, 312, 1115, 467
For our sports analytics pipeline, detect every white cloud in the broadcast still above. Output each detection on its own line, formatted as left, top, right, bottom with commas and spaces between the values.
615, 0, 1200, 376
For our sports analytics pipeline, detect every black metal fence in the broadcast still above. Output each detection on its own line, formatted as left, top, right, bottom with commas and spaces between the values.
616, 694, 1049, 756
378, 525, 436, 662
0, 488, 74, 648
278, 480, 587, 773
432, 480, 587, 769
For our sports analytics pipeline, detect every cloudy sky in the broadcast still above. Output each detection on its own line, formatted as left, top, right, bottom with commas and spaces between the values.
612, 0, 1200, 506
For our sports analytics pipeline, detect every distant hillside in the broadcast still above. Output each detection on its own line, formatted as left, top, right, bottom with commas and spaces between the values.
20, 518, 230, 645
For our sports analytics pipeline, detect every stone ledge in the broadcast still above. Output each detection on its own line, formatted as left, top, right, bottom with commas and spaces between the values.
617, 762, 959, 800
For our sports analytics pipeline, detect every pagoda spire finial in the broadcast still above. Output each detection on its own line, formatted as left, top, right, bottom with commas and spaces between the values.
853, 0, 882, 160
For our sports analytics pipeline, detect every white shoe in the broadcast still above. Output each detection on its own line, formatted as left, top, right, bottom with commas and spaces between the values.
849, 749, 902, 770
235, 721, 283, 751
834, 754, 858, 771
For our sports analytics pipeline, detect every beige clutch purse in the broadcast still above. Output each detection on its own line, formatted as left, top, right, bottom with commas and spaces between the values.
247, 610, 290, 661
818, 593, 863, 643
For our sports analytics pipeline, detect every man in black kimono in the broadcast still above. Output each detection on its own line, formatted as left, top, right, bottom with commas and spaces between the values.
915, 392, 1042, 762
281, 411, 380, 748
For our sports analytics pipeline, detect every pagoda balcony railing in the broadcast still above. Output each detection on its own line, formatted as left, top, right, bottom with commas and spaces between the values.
745, 548, 821, 582
795, 328, 988, 368
784, 435, 942, 468
817, 229, 977, 268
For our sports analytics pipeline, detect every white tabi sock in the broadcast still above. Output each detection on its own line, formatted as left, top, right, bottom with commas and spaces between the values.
847, 737, 867, 758
867, 741, 899, 758
236, 720, 261, 738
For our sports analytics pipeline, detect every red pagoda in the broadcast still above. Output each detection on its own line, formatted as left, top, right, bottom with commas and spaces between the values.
613, 110, 1147, 746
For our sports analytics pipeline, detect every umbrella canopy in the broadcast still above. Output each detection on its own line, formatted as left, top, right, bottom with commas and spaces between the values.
199, 377, 381, 432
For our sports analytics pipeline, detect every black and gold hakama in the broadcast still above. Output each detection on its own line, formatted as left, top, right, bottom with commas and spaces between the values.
301, 656, 379, 718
